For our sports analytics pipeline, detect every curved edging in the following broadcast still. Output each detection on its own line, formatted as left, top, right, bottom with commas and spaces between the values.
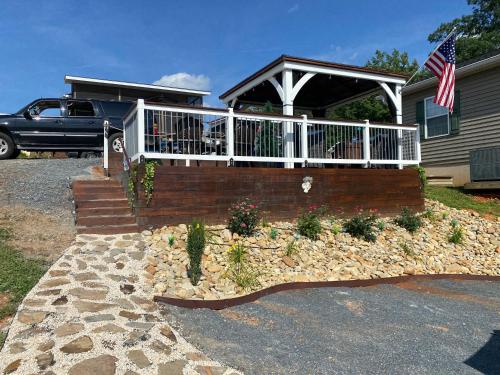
153, 274, 500, 310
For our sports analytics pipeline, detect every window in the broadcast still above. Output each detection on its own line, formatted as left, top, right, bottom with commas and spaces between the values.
29, 100, 62, 117
100, 101, 133, 117
425, 97, 449, 138
67, 101, 95, 117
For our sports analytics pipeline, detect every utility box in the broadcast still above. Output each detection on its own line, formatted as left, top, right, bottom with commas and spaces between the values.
470, 147, 500, 181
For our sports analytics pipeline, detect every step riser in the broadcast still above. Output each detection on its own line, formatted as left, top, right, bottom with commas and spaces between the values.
73, 186, 124, 195
77, 225, 140, 235
77, 216, 136, 226
77, 207, 131, 217
75, 200, 129, 209
74, 193, 127, 201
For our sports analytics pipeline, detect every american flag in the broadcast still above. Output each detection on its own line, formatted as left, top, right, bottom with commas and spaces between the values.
424, 34, 456, 112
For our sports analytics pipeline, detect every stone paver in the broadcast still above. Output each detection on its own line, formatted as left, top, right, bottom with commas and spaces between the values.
0, 234, 241, 375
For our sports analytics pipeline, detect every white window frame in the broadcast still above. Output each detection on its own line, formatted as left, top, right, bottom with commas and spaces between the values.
424, 96, 450, 139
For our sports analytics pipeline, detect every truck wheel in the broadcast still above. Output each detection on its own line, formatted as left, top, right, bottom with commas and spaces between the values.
108, 133, 123, 153
0, 133, 15, 160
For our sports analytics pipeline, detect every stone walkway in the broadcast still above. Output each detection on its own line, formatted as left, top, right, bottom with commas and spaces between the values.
0, 234, 241, 375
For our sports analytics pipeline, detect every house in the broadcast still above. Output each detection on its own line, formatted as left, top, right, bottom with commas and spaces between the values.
402, 50, 500, 187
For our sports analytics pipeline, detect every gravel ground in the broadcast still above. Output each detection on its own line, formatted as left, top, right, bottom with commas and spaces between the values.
0, 158, 100, 220
165, 279, 500, 375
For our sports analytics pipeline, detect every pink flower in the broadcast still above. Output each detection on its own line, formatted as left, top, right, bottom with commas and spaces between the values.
240, 223, 247, 228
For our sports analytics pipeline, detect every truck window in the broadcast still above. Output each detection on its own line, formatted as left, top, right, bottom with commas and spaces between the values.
30, 100, 62, 117
67, 101, 95, 117
100, 101, 133, 118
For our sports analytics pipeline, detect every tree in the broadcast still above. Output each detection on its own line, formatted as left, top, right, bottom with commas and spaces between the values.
428, 0, 500, 62
254, 101, 283, 157
329, 49, 422, 122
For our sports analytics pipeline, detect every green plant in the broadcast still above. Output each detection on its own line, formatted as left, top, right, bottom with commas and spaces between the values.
141, 160, 158, 206
376, 220, 386, 231
186, 219, 205, 286
448, 225, 464, 244
297, 205, 323, 240
450, 219, 459, 228
399, 240, 416, 257
0, 228, 11, 242
394, 207, 422, 233
227, 198, 260, 236
168, 235, 175, 247
254, 102, 283, 157
442, 211, 449, 220
261, 218, 270, 228
421, 208, 436, 222
343, 211, 378, 242
331, 223, 342, 235
127, 163, 138, 208
284, 240, 299, 257
269, 228, 278, 240
414, 166, 427, 187
226, 243, 260, 290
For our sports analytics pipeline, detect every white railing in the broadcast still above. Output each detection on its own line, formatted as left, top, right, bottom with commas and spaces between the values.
123, 99, 421, 168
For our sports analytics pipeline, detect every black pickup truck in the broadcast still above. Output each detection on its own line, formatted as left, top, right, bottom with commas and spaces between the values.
0, 98, 132, 159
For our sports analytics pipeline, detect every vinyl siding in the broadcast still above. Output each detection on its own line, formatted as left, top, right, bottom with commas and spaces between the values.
403, 66, 500, 166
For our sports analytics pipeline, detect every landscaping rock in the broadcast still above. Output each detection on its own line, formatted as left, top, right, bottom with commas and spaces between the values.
36, 351, 55, 370
60, 335, 93, 353
54, 323, 84, 337
127, 349, 151, 369
158, 360, 187, 375
18, 310, 48, 324
68, 355, 117, 375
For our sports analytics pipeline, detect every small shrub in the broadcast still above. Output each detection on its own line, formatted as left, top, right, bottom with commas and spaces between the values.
297, 206, 323, 240
269, 228, 278, 240
450, 218, 459, 228
226, 243, 260, 290
414, 166, 427, 187
284, 240, 299, 257
448, 225, 464, 244
442, 211, 449, 220
421, 208, 436, 222
186, 219, 205, 286
261, 218, 270, 228
331, 223, 342, 235
168, 235, 175, 247
399, 240, 416, 257
227, 198, 260, 237
343, 211, 378, 242
141, 160, 159, 206
376, 220, 386, 231
394, 207, 422, 233
0, 228, 11, 242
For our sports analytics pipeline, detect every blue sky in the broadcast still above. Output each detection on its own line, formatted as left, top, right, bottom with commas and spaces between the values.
0, 0, 471, 112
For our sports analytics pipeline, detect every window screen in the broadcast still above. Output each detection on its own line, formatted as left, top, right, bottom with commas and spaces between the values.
425, 97, 449, 138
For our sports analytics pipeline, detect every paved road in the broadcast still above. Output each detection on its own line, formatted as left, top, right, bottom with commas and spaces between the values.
163, 279, 500, 375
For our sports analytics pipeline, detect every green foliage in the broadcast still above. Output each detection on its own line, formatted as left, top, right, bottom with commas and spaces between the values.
442, 211, 450, 220
227, 198, 260, 236
421, 208, 437, 222
394, 207, 423, 233
127, 163, 138, 208
168, 235, 175, 247
226, 243, 260, 290
428, 0, 500, 63
331, 223, 342, 235
141, 160, 158, 206
425, 186, 500, 217
186, 219, 205, 286
448, 224, 464, 244
0, 230, 46, 320
269, 228, 278, 240
261, 218, 270, 228
284, 240, 299, 257
376, 220, 386, 231
343, 212, 378, 242
0, 331, 5, 350
297, 206, 322, 240
414, 166, 427, 188
366, 49, 421, 75
254, 101, 283, 157
399, 240, 416, 257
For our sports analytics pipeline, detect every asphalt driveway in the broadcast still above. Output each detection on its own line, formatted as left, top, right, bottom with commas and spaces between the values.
162, 279, 500, 375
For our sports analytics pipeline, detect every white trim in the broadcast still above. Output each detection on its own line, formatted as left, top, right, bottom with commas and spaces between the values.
283, 61, 407, 85
424, 96, 450, 139
268, 76, 284, 102
291, 72, 316, 101
64, 75, 211, 96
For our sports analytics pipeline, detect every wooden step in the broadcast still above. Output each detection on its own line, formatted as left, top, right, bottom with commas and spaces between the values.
76, 207, 132, 218
77, 214, 136, 227
76, 223, 140, 235
73, 185, 124, 195
73, 192, 127, 201
75, 198, 129, 209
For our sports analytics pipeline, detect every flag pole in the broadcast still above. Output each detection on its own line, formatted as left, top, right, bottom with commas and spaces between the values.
400, 27, 457, 90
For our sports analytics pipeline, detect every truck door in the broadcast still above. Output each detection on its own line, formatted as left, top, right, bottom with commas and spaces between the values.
15, 100, 65, 147
63, 100, 103, 148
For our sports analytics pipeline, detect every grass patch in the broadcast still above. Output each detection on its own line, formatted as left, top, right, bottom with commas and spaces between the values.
0, 229, 47, 320
425, 186, 500, 217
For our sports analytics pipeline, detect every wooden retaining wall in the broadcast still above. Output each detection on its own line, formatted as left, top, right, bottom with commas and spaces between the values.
133, 164, 424, 228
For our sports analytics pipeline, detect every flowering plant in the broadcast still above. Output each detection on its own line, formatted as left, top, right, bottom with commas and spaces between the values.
297, 205, 325, 240
227, 198, 260, 236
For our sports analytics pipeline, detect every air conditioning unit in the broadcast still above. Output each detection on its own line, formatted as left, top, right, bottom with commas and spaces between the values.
470, 146, 500, 181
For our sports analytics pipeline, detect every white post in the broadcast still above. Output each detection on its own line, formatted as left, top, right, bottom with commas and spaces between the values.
363, 120, 370, 168
301, 114, 308, 167
137, 99, 145, 157
227, 107, 235, 166
103, 120, 109, 171
395, 84, 403, 169
415, 125, 421, 163
282, 69, 294, 168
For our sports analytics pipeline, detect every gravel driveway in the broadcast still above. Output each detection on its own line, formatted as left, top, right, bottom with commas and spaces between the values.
164, 279, 500, 375
0, 158, 99, 220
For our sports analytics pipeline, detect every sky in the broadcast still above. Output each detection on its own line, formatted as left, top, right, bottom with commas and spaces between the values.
0, 0, 471, 112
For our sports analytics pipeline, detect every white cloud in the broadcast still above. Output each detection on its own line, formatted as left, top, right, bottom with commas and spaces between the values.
288, 3, 299, 13
153, 73, 211, 91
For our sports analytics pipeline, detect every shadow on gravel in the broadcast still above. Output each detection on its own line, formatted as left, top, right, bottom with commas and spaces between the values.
465, 330, 500, 375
